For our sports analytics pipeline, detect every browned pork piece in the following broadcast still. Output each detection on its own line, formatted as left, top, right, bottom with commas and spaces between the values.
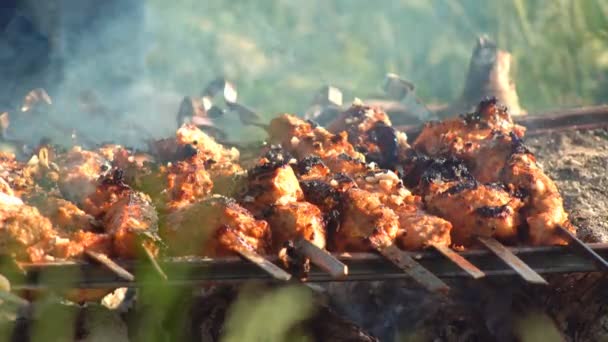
0, 154, 112, 262
503, 153, 573, 245
392, 197, 453, 250
102, 191, 160, 259
354, 166, 453, 250
96, 144, 157, 189
146, 125, 245, 208
0, 149, 61, 198
334, 188, 400, 252
175, 124, 243, 183
0, 199, 61, 262
82, 169, 132, 218
0, 195, 110, 263
413, 98, 525, 160
327, 101, 392, 134
164, 157, 214, 210
263, 202, 326, 251
412, 98, 529, 184
296, 154, 452, 251
176, 123, 240, 163
403, 155, 523, 247
243, 155, 303, 209
327, 102, 410, 167
238, 149, 328, 257
0, 184, 118, 302
162, 195, 271, 257
28, 195, 95, 233
0, 152, 29, 195
424, 181, 523, 246
80, 170, 161, 259
56, 146, 109, 204
267, 114, 364, 160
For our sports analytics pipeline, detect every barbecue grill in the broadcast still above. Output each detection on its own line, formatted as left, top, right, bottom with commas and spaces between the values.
3, 103, 608, 293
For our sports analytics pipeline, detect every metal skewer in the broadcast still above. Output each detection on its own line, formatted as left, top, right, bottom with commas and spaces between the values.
222, 227, 292, 282
294, 238, 348, 279
84, 250, 135, 282
431, 244, 485, 279
476, 236, 548, 285
368, 233, 449, 293
234, 247, 292, 281
556, 225, 608, 271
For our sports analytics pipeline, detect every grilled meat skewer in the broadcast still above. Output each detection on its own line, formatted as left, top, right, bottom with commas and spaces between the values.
238, 151, 342, 276
412, 98, 574, 245
292, 112, 453, 253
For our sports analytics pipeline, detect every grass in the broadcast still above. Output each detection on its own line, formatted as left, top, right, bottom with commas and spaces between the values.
145, 0, 608, 121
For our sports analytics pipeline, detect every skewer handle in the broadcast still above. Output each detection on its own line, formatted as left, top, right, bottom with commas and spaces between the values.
556, 225, 608, 271
369, 237, 449, 293
85, 251, 135, 282
476, 237, 548, 285
235, 248, 292, 282
294, 238, 348, 279
222, 226, 292, 281
141, 244, 168, 281
431, 244, 485, 279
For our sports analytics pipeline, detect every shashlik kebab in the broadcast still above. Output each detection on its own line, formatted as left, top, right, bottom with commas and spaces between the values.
411, 98, 574, 245
0, 98, 579, 288
270, 112, 452, 252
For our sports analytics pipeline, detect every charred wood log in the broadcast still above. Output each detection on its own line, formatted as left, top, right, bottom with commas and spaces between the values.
304, 85, 344, 127
435, 35, 525, 118
372, 36, 526, 124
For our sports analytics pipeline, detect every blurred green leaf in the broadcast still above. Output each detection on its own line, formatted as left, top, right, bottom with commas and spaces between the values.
580, 0, 608, 39
221, 284, 315, 342
514, 311, 563, 342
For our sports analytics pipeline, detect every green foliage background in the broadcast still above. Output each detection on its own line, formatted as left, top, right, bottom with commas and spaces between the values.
145, 0, 608, 120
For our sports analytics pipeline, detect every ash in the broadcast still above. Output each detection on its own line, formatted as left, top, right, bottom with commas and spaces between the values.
526, 128, 608, 243
326, 279, 517, 341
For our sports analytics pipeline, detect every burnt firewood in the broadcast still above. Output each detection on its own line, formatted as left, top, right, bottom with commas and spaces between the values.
20, 88, 52, 113
0, 112, 9, 139
436, 36, 525, 118
176, 96, 213, 128
225, 102, 264, 128
383, 73, 414, 101
360, 74, 433, 126
201, 78, 238, 105
304, 85, 344, 126
313, 85, 343, 108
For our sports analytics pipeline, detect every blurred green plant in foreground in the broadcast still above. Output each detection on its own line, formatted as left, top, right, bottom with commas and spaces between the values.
222, 284, 314, 342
